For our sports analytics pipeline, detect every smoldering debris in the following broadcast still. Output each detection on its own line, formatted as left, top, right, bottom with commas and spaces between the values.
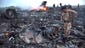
0, 6, 85, 48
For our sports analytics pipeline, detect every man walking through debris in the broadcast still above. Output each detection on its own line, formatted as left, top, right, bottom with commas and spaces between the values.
61, 5, 77, 37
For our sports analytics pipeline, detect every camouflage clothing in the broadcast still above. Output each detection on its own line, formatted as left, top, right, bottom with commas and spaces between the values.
61, 9, 77, 37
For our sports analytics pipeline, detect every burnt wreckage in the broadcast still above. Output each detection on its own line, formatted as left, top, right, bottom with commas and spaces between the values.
0, 4, 85, 48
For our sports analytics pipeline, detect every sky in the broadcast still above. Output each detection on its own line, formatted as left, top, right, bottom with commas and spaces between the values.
0, 0, 85, 8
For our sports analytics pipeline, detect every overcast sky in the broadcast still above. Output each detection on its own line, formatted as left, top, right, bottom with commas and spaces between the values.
0, 0, 85, 8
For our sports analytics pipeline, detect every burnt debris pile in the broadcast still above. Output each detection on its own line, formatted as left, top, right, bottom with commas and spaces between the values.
0, 6, 85, 48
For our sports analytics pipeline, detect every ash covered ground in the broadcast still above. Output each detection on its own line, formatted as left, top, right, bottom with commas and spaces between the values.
0, 5, 85, 48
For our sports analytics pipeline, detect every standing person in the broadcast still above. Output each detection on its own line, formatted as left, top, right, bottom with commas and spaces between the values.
61, 6, 77, 37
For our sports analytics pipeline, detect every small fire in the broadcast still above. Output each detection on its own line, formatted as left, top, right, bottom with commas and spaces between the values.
4, 32, 10, 37
31, 6, 47, 11
40, 6, 47, 11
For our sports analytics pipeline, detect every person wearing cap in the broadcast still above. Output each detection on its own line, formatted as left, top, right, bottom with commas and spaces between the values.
61, 5, 77, 37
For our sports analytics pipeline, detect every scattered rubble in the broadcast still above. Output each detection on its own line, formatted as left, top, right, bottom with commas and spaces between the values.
0, 6, 85, 48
